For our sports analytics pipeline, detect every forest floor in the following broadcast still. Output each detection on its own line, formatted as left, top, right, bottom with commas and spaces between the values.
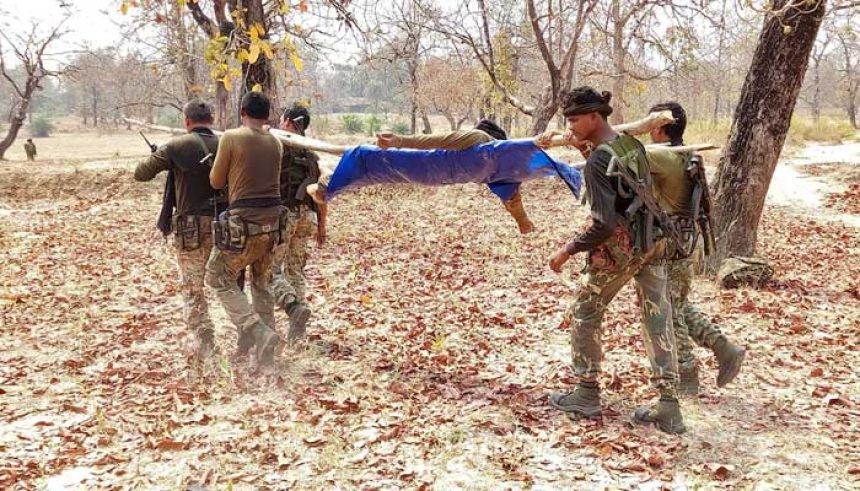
0, 132, 858, 490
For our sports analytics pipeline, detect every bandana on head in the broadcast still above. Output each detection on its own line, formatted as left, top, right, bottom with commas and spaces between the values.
562, 90, 614, 117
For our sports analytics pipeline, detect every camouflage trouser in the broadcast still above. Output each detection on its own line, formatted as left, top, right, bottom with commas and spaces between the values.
174, 232, 214, 336
666, 256, 727, 368
205, 232, 278, 333
271, 207, 316, 308
566, 225, 678, 396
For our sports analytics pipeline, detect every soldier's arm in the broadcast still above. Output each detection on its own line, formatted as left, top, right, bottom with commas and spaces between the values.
133, 145, 170, 181
210, 133, 231, 189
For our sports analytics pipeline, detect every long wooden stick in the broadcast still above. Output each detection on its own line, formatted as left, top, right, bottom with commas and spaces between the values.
123, 118, 350, 155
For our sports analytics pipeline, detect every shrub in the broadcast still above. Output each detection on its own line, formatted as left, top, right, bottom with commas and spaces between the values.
391, 120, 411, 135
340, 114, 365, 134
366, 114, 383, 136
31, 116, 54, 137
314, 114, 332, 136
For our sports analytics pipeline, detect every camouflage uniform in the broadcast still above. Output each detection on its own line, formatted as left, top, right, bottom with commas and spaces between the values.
566, 223, 678, 396
667, 256, 727, 369
133, 127, 220, 352
174, 219, 215, 338
205, 232, 279, 333
24, 141, 37, 161
272, 206, 317, 308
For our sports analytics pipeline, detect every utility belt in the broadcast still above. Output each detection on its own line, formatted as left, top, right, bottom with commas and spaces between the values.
212, 209, 288, 253
172, 214, 213, 251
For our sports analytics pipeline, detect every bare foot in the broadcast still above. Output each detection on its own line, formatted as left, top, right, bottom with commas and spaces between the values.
306, 183, 326, 204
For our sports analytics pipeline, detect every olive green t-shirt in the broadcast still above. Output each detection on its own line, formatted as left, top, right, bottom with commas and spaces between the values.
393, 129, 494, 150
646, 147, 692, 215
210, 126, 283, 221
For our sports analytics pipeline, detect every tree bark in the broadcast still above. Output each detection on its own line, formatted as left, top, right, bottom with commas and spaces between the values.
0, 101, 28, 160
707, 0, 826, 271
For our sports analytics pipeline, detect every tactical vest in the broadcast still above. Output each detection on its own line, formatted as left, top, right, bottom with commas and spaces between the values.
280, 147, 320, 212
595, 134, 658, 253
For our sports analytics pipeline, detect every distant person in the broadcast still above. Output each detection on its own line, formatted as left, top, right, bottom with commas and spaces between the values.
270, 103, 328, 343
133, 100, 222, 361
24, 139, 37, 161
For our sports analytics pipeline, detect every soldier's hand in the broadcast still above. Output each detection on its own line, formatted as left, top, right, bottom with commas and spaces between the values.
549, 247, 571, 273
376, 133, 397, 149
534, 130, 559, 149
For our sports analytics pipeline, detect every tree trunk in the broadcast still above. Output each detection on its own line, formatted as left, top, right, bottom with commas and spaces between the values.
849, 95, 858, 128
216, 83, 229, 130
91, 86, 98, 128
609, 0, 626, 125
0, 101, 29, 160
241, 0, 274, 95
707, 0, 826, 271
421, 112, 432, 134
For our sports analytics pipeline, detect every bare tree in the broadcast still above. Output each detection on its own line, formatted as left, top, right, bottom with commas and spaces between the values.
830, 9, 859, 127
0, 20, 68, 160
418, 56, 482, 130
437, 0, 597, 134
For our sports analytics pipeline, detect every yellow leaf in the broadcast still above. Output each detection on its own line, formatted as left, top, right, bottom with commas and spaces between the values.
261, 41, 274, 60
248, 43, 261, 64
236, 48, 249, 64
230, 67, 242, 77
280, 1, 290, 14
177, 0, 187, 7
222, 75, 233, 91
119, 2, 129, 15
289, 50, 303, 72
251, 83, 262, 93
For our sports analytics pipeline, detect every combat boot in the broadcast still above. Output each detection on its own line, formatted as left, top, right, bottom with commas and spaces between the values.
548, 382, 602, 418
287, 302, 311, 343
235, 325, 256, 359
253, 322, 281, 368
196, 328, 217, 359
713, 339, 746, 387
678, 363, 700, 396
633, 396, 687, 434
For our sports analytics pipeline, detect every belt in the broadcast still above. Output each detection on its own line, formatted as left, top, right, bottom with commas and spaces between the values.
247, 221, 280, 236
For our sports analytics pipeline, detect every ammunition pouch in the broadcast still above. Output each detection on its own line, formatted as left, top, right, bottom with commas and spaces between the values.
172, 215, 208, 251
212, 211, 285, 253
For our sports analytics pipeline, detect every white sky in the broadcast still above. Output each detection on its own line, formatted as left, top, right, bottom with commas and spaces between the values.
2, 0, 125, 52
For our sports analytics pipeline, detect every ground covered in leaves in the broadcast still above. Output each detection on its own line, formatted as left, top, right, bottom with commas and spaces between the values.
1, 136, 858, 490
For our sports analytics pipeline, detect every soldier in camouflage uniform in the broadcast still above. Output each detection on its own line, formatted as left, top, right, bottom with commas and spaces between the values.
24, 139, 37, 161
648, 101, 746, 395
134, 100, 221, 359
206, 92, 283, 368
540, 87, 685, 434
271, 103, 328, 342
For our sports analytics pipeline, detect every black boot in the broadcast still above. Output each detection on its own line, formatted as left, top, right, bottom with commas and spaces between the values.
197, 328, 216, 359
678, 363, 700, 396
633, 396, 687, 434
235, 325, 255, 359
713, 339, 746, 387
287, 302, 310, 343
253, 323, 281, 368
548, 382, 602, 418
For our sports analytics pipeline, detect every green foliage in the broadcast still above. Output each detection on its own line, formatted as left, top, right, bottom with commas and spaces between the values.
340, 114, 365, 134
391, 119, 410, 135
366, 114, 383, 136
30, 116, 54, 137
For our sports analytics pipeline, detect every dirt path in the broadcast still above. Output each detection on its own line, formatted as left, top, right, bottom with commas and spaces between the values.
1, 139, 858, 490
768, 141, 860, 226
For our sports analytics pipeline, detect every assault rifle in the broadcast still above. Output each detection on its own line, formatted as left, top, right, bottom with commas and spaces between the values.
606, 156, 687, 255
139, 131, 157, 153
687, 154, 716, 256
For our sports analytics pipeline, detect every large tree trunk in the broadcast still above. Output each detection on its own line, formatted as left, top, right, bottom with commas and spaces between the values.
0, 104, 28, 160
707, 0, 826, 271
609, 0, 626, 125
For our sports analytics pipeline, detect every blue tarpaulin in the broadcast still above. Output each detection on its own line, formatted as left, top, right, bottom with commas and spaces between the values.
324, 140, 582, 202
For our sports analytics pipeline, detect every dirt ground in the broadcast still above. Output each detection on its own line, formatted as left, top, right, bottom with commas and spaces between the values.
0, 132, 858, 490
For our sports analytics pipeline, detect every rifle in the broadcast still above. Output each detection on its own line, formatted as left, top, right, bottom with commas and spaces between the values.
606, 156, 687, 256
139, 131, 157, 153
686, 154, 716, 256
